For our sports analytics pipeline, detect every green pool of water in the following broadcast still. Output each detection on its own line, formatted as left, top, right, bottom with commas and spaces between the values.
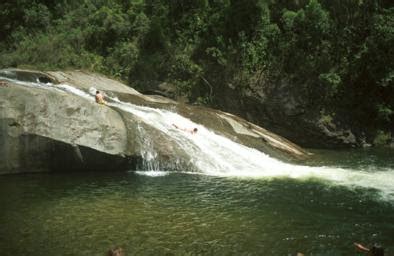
1, 149, 394, 255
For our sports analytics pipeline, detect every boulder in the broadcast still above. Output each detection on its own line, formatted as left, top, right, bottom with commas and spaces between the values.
0, 69, 309, 174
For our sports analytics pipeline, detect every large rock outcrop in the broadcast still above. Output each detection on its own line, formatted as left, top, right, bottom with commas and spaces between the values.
0, 69, 309, 174
210, 78, 360, 149
136, 76, 361, 149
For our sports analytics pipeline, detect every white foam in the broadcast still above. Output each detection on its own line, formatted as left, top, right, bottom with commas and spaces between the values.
3, 75, 394, 201
135, 170, 170, 177
56, 84, 95, 100
106, 93, 394, 201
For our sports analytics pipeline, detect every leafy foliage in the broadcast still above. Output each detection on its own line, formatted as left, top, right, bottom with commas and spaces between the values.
0, 0, 393, 134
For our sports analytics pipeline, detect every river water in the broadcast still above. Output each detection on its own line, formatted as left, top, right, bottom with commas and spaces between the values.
1, 149, 394, 256
1, 73, 394, 255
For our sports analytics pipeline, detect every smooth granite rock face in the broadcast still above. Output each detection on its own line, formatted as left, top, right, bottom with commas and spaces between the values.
0, 69, 308, 174
141, 73, 362, 148
0, 80, 130, 174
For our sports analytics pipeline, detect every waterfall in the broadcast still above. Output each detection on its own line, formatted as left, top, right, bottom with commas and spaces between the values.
2, 74, 394, 201
136, 124, 160, 171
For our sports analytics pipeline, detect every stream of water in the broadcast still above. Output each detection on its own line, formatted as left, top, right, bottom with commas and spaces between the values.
1, 74, 393, 255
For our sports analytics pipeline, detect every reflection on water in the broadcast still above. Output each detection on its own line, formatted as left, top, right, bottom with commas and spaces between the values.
0, 170, 393, 256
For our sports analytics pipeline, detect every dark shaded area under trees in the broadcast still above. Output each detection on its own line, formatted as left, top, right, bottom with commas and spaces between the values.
0, 0, 393, 147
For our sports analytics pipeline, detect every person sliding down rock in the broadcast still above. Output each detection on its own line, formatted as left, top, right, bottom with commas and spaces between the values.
172, 123, 198, 134
95, 90, 107, 105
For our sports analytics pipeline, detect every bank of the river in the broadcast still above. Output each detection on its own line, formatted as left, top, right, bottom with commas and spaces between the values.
0, 149, 393, 256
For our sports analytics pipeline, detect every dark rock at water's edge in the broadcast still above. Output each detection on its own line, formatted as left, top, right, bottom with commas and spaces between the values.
0, 133, 136, 174
0, 68, 309, 175
207, 77, 373, 149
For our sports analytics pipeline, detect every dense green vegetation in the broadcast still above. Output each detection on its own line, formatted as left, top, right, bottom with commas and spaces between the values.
1, 0, 393, 141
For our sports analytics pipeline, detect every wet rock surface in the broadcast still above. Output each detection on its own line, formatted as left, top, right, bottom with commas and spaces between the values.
0, 69, 309, 174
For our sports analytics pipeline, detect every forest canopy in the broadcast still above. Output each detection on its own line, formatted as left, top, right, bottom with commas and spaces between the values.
0, 0, 393, 134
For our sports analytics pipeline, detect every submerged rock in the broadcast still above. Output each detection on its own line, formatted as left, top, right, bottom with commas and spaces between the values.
0, 69, 309, 174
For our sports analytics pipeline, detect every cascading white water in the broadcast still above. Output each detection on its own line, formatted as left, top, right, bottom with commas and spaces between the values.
2, 75, 394, 200
107, 95, 394, 201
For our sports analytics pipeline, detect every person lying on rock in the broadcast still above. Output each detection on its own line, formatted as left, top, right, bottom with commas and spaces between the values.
95, 90, 107, 105
172, 123, 198, 134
